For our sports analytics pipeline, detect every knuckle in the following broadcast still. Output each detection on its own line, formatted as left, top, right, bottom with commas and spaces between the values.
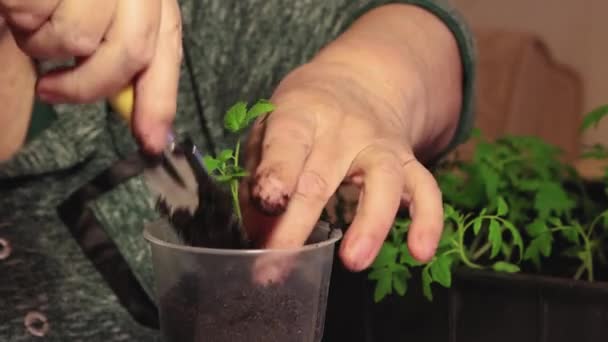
374, 155, 402, 178
123, 39, 155, 69
61, 32, 99, 56
295, 170, 331, 203
6, 12, 46, 31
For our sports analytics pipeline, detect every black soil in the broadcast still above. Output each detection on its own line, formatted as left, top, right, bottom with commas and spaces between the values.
159, 269, 324, 342
155, 138, 326, 341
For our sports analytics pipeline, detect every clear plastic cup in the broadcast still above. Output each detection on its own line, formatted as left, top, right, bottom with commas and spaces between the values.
144, 219, 342, 342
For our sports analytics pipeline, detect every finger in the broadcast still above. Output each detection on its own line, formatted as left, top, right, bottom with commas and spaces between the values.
252, 143, 349, 284
262, 142, 349, 249
339, 148, 404, 271
249, 109, 315, 215
14, 0, 116, 59
402, 159, 444, 262
0, 0, 59, 31
36, 0, 161, 104
240, 118, 279, 245
131, 0, 182, 154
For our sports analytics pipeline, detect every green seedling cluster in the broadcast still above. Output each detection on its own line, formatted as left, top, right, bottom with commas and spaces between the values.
370, 104, 608, 302
202, 99, 275, 224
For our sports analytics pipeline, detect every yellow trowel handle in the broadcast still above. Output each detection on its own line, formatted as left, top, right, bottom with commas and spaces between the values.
108, 86, 135, 125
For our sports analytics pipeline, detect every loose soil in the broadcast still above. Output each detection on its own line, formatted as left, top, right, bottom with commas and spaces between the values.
158, 269, 325, 342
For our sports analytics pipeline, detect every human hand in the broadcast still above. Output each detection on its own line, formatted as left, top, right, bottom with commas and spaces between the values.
241, 60, 445, 277
0, 0, 183, 153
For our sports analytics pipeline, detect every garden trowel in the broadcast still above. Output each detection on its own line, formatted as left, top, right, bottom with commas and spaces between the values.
108, 86, 203, 214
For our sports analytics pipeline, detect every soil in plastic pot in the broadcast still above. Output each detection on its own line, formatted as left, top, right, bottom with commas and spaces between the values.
159, 269, 322, 342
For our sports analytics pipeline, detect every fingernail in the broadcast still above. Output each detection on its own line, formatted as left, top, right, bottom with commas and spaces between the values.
413, 233, 437, 262
142, 123, 170, 154
345, 236, 375, 271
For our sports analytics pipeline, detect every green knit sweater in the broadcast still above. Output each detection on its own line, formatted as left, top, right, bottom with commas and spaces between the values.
0, 0, 475, 340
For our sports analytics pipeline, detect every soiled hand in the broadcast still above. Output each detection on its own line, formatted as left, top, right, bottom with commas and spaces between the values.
242, 60, 445, 275
0, 0, 182, 153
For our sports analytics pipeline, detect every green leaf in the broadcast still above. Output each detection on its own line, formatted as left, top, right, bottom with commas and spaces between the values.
443, 204, 457, 220
497, 197, 509, 216
372, 270, 393, 303
245, 99, 275, 124
422, 268, 433, 301
430, 254, 452, 287
224, 101, 248, 132
534, 181, 575, 218
473, 217, 484, 235
492, 261, 520, 273
218, 149, 234, 162
524, 233, 553, 267
203, 155, 220, 172
488, 220, 503, 258
547, 217, 563, 227
502, 220, 524, 260
372, 244, 399, 268
392, 268, 410, 296
526, 219, 548, 237
399, 244, 422, 266
560, 227, 579, 244
580, 104, 608, 132
479, 164, 499, 202
438, 225, 455, 249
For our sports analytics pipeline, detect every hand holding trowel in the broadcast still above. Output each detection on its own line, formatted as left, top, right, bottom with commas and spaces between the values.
108, 85, 248, 248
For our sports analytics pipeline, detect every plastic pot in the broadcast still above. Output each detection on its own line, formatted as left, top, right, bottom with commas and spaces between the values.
144, 219, 342, 342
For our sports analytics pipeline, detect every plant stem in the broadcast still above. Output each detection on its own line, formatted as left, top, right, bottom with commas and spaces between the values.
234, 139, 241, 168
472, 242, 491, 261
457, 220, 483, 269
232, 139, 243, 224
231, 180, 242, 224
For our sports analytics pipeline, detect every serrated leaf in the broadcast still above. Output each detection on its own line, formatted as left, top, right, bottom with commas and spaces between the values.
218, 149, 234, 162
473, 217, 484, 235
392, 268, 410, 296
372, 244, 399, 269
502, 220, 524, 260
373, 272, 393, 303
224, 101, 248, 132
488, 220, 503, 258
430, 254, 452, 287
245, 99, 275, 124
537, 233, 552, 257
524, 243, 541, 269
422, 268, 433, 301
534, 182, 575, 218
399, 244, 422, 266
443, 204, 456, 220
438, 225, 455, 248
560, 227, 579, 244
203, 155, 220, 172
547, 217, 563, 227
580, 104, 608, 132
368, 267, 389, 280
497, 197, 509, 216
479, 164, 499, 202
492, 261, 520, 273
526, 220, 548, 237
525, 233, 553, 266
